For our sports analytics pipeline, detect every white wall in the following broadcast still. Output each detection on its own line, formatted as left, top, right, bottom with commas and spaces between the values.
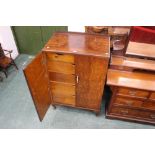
0, 26, 19, 59
68, 26, 85, 32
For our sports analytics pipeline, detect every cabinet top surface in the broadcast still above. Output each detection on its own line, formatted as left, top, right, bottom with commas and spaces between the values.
42, 32, 110, 57
107, 69, 155, 91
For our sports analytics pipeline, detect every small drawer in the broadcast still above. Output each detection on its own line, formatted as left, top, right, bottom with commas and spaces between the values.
53, 95, 75, 106
113, 97, 143, 108
49, 72, 75, 84
46, 53, 74, 63
47, 61, 75, 74
150, 92, 155, 100
50, 82, 75, 96
117, 87, 149, 98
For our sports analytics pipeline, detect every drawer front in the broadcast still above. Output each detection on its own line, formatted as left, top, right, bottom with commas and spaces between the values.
113, 97, 143, 108
53, 95, 75, 106
150, 92, 155, 100
118, 87, 149, 98
142, 101, 155, 111
49, 72, 75, 84
46, 53, 74, 63
50, 82, 75, 96
47, 61, 75, 74
110, 106, 139, 117
110, 106, 155, 122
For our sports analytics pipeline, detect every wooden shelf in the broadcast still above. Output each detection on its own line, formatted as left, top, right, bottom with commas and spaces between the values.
126, 41, 155, 59
111, 55, 155, 71
107, 69, 155, 91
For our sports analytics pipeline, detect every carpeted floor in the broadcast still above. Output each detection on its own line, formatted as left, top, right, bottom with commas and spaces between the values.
0, 54, 155, 129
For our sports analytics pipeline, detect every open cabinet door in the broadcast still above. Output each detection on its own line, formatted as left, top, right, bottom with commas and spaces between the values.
23, 52, 51, 121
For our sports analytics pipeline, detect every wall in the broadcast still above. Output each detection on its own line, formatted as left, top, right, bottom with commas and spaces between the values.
68, 26, 85, 32
0, 26, 19, 59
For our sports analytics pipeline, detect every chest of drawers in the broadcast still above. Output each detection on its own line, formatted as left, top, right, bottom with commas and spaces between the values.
106, 68, 155, 125
23, 32, 110, 121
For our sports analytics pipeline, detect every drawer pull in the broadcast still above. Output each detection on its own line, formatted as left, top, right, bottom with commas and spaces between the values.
55, 53, 63, 55
125, 101, 133, 106
129, 91, 136, 96
150, 114, 155, 119
121, 110, 129, 114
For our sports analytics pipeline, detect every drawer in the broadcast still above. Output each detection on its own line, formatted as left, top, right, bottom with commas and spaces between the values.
46, 53, 74, 63
142, 101, 155, 111
50, 82, 75, 96
47, 61, 75, 74
110, 106, 155, 121
150, 92, 155, 100
110, 106, 139, 117
49, 72, 75, 84
113, 97, 143, 108
117, 87, 149, 98
53, 95, 75, 106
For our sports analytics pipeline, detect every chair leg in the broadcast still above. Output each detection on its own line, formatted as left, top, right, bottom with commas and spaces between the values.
3, 69, 7, 78
12, 60, 18, 70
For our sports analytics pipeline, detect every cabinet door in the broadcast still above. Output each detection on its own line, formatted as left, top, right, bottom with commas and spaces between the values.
23, 52, 51, 121
75, 55, 109, 111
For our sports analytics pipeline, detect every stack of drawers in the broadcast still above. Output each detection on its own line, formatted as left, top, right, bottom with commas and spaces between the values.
107, 87, 155, 124
46, 52, 76, 106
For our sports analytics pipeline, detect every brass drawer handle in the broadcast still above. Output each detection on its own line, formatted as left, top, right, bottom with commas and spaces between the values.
129, 91, 136, 96
150, 114, 155, 119
125, 101, 133, 106
121, 110, 129, 114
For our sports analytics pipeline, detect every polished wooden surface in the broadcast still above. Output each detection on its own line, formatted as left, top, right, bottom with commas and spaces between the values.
24, 52, 51, 121
75, 55, 109, 111
111, 55, 155, 71
43, 32, 110, 58
107, 69, 155, 91
126, 41, 155, 59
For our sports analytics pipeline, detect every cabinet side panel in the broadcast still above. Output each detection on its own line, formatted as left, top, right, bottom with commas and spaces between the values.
75, 55, 109, 111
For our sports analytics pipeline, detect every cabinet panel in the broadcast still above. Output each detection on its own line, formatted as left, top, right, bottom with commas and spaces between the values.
75, 55, 109, 110
23, 52, 51, 121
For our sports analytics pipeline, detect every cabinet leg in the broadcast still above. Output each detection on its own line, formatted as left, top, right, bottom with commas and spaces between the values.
52, 105, 56, 109
95, 111, 100, 116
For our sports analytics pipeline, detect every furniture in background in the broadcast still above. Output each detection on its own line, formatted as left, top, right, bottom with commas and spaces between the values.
85, 26, 130, 55
24, 32, 110, 121
0, 43, 18, 78
106, 26, 155, 125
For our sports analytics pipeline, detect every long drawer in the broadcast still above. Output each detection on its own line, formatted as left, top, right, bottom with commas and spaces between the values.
110, 106, 155, 122
117, 87, 149, 98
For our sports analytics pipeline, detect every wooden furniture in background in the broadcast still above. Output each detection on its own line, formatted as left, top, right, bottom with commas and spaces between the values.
24, 32, 110, 121
85, 26, 130, 56
0, 43, 18, 78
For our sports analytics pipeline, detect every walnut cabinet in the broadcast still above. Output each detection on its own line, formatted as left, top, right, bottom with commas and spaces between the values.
23, 32, 110, 121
